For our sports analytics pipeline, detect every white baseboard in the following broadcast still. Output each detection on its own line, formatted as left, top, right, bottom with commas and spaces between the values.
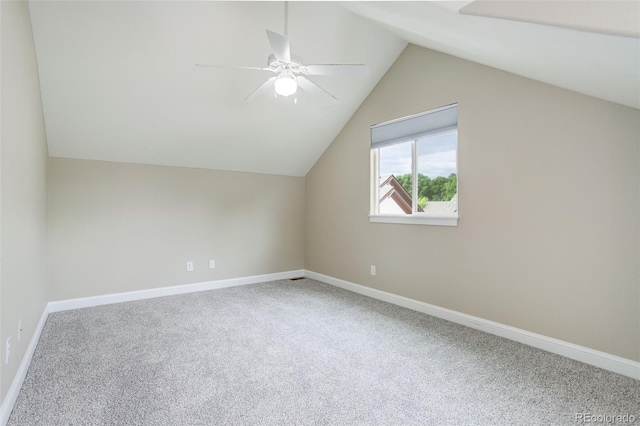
304, 270, 640, 380
48, 270, 305, 313
1, 268, 636, 425
0, 269, 304, 425
0, 305, 50, 426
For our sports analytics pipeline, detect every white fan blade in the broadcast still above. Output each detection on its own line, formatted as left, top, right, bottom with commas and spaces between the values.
246, 76, 277, 101
196, 64, 272, 72
302, 64, 369, 77
297, 77, 337, 104
266, 30, 291, 63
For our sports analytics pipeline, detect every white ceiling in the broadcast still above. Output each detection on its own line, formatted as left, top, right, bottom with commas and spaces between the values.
459, 0, 640, 38
29, 1, 407, 176
346, 1, 639, 110
28, 1, 639, 177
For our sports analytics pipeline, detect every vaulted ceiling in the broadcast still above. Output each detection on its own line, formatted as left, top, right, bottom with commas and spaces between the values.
28, 1, 639, 177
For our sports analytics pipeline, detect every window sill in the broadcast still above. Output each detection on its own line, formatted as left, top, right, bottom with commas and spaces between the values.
369, 214, 458, 227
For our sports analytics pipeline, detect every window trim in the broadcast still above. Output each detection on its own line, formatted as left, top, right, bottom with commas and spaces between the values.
369, 105, 459, 227
369, 214, 458, 227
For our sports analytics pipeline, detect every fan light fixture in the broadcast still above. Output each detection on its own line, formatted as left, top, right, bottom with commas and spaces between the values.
196, 0, 369, 103
274, 74, 297, 97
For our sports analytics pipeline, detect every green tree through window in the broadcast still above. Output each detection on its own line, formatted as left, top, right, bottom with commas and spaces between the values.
395, 173, 457, 202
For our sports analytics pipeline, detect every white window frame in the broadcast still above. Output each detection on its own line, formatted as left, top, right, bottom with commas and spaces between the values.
369, 104, 459, 227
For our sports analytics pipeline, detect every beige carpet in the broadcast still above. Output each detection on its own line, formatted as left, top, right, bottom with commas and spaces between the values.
8, 279, 639, 425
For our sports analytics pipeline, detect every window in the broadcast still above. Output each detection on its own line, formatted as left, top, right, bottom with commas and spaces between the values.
370, 103, 458, 226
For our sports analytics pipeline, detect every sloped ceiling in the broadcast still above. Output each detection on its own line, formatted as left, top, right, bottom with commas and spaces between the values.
460, 0, 640, 38
346, 1, 639, 111
29, 1, 407, 177
29, 1, 639, 177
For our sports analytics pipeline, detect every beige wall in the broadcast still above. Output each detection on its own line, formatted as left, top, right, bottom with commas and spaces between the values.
306, 45, 640, 361
0, 0, 50, 402
1, 15, 638, 410
48, 158, 305, 301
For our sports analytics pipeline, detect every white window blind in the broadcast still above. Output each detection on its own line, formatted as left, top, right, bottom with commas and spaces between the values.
371, 103, 458, 149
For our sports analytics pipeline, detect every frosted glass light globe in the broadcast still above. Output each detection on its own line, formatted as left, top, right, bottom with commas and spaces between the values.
275, 76, 297, 97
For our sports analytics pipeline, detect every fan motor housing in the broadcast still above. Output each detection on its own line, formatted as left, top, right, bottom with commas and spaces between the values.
267, 53, 303, 73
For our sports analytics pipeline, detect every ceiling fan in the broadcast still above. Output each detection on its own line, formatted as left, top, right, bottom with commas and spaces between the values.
196, 2, 369, 104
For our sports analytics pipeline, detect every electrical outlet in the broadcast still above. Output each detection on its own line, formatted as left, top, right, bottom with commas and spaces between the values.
5, 336, 11, 364
209, 259, 215, 269
18, 320, 22, 342
370, 265, 376, 276
186, 261, 194, 272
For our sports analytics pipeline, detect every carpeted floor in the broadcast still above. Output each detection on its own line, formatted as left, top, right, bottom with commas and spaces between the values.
7, 279, 639, 425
